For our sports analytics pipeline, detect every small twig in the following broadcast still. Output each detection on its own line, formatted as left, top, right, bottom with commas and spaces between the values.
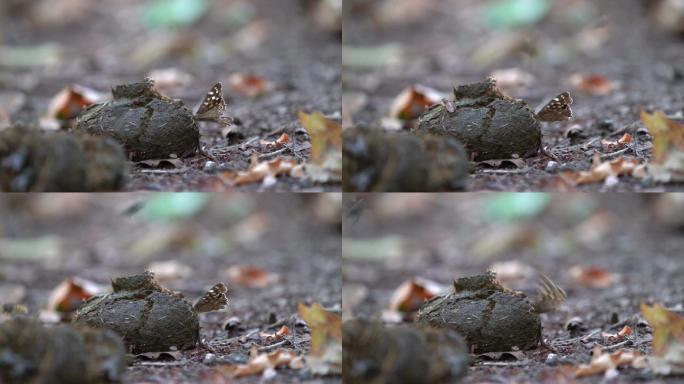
476, 361, 527, 367
599, 147, 632, 160
602, 339, 633, 351
257, 339, 289, 352
137, 362, 185, 366
258, 147, 290, 159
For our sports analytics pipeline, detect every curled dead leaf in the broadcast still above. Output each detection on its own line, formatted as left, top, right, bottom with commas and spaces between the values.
389, 85, 443, 120
260, 133, 290, 151
220, 156, 299, 186
388, 277, 444, 313
601, 133, 632, 152
47, 277, 102, 313
602, 325, 632, 343
575, 345, 646, 377
47, 85, 103, 121
260, 325, 290, 343
226, 347, 303, 377
561, 154, 646, 186
298, 303, 342, 375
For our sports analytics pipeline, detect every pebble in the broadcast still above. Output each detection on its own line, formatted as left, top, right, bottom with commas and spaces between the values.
203, 161, 217, 172
545, 161, 559, 172
545, 353, 558, 364
203, 353, 216, 364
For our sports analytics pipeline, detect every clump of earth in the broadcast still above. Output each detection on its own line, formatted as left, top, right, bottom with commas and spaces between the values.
76, 79, 200, 161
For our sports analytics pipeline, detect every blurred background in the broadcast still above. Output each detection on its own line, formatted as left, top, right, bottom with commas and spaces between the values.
0, 193, 341, 331
343, 193, 684, 321
343, 0, 684, 127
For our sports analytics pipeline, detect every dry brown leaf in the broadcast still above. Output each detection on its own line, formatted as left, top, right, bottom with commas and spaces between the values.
388, 278, 443, 313
569, 73, 617, 96
641, 110, 684, 182
641, 302, 684, 375
299, 111, 342, 164
226, 266, 276, 289
47, 85, 103, 120
389, 85, 443, 120
47, 277, 102, 313
601, 133, 632, 152
575, 345, 646, 378
260, 133, 290, 150
228, 73, 270, 98
602, 325, 633, 343
260, 325, 290, 343
220, 156, 299, 186
561, 154, 646, 186
228, 347, 303, 377
298, 303, 342, 375
568, 265, 619, 288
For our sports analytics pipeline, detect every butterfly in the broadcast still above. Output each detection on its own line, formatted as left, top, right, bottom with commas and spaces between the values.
533, 274, 567, 314
195, 83, 238, 126
536, 92, 573, 122
193, 283, 229, 313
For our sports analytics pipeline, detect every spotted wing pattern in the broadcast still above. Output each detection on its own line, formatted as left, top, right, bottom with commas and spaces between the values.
193, 283, 228, 313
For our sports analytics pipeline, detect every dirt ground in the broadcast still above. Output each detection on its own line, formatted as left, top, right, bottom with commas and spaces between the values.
0, 194, 342, 383
0, 0, 341, 192
342, 193, 684, 383
342, 0, 684, 192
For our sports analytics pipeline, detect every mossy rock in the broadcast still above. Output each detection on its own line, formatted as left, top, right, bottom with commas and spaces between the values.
415, 272, 541, 353
343, 319, 469, 384
416, 79, 541, 161
74, 272, 199, 354
0, 125, 127, 192
0, 317, 126, 384
75, 79, 199, 161
343, 125, 469, 192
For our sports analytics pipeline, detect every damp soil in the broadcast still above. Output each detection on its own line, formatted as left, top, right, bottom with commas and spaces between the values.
343, 0, 684, 192
1, 0, 341, 192
343, 194, 684, 383
0, 195, 341, 384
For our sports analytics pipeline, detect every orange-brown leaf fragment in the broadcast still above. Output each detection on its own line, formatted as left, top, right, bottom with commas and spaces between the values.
569, 73, 617, 96
47, 85, 102, 120
569, 265, 619, 288
228, 73, 270, 98
227, 265, 276, 289
575, 345, 646, 377
47, 277, 101, 313
260, 325, 290, 343
388, 277, 442, 313
389, 85, 442, 120
260, 133, 290, 150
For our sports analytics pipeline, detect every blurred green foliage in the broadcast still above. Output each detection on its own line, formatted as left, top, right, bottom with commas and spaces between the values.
484, 193, 551, 221
140, 193, 210, 221
142, 0, 209, 29
484, 0, 551, 29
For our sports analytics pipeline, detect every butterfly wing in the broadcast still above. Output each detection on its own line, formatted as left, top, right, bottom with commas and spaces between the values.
536, 92, 573, 122
195, 83, 226, 121
193, 283, 229, 313
534, 274, 567, 313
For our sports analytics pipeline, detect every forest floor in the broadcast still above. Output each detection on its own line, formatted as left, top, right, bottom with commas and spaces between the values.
343, 0, 684, 192
1, 0, 341, 192
0, 194, 342, 383
343, 194, 684, 383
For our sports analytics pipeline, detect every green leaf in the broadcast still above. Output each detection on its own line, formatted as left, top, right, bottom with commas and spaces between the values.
140, 193, 210, 220
484, 0, 551, 29
484, 193, 551, 221
142, 0, 209, 29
